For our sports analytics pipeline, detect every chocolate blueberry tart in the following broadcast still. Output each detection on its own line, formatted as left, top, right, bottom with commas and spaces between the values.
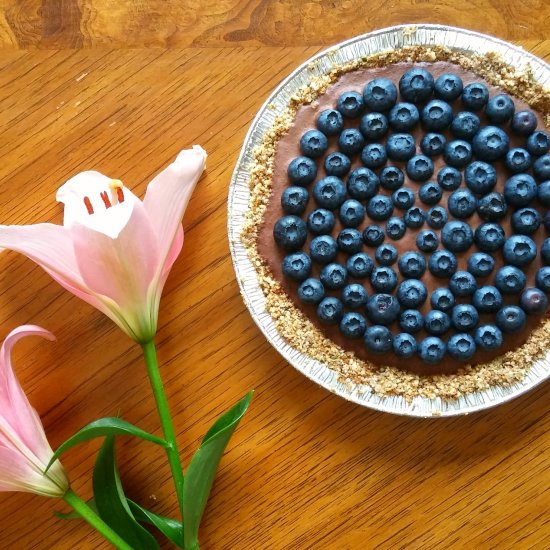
242, 45, 550, 398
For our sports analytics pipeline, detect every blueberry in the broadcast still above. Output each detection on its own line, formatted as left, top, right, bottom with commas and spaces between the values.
317, 297, 344, 324
300, 129, 328, 158
310, 235, 338, 264
366, 195, 394, 221
503, 174, 537, 206
346, 253, 374, 278
386, 133, 416, 161
366, 293, 401, 324
474, 223, 505, 252
339, 199, 366, 228
503, 235, 537, 266
462, 82, 489, 110
359, 112, 389, 140
362, 225, 385, 247
370, 266, 398, 292
398, 251, 426, 278
419, 337, 446, 364
485, 94, 515, 123
447, 333, 476, 361
451, 304, 479, 331
340, 312, 367, 339
464, 161, 497, 194
375, 243, 398, 266
424, 310, 451, 336
337, 228, 363, 254
342, 283, 369, 309
364, 325, 393, 353
431, 288, 455, 312
476, 192, 508, 221
421, 100, 453, 130
496, 305, 526, 333
472, 126, 509, 161
450, 111, 480, 140
317, 108, 344, 136
287, 156, 318, 185
404, 206, 425, 228
406, 155, 434, 182
511, 110, 537, 136
546, 212, 550, 232
418, 181, 442, 206
437, 166, 462, 191
282, 252, 312, 281
434, 73, 463, 101
393, 333, 417, 358
399, 309, 424, 333
399, 68, 434, 103
467, 252, 495, 277
274, 215, 307, 251
324, 152, 351, 177
520, 287, 548, 315
495, 265, 527, 294
448, 190, 477, 219
363, 78, 398, 112
511, 207, 541, 235
386, 217, 406, 240
388, 103, 420, 131
426, 206, 448, 229
538, 181, 550, 207
475, 324, 503, 351
429, 250, 457, 278
473, 285, 503, 313
505, 148, 532, 173
449, 271, 477, 297
320, 263, 348, 290
336, 90, 364, 118
313, 176, 347, 209
307, 209, 335, 235
347, 167, 379, 200
533, 154, 550, 181
444, 140, 473, 168
281, 186, 309, 214
420, 133, 446, 157
338, 128, 365, 155
441, 221, 474, 252
397, 279, 427, 308
526, 131, 550, 156
416, 229, 439, 252
542, 239, 550, 264
536, 266, 550, 292
392, 187, 415, 210
380, 166, 405, 191
298, 278, 325, 304
361, 143, 387, 168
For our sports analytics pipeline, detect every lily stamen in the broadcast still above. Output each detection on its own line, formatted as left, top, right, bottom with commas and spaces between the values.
117, 187, 125, 203
83, 196, 94, 215
100, 191, 112, 209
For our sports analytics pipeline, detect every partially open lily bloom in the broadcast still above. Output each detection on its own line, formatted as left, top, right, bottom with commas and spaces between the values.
0, 326, 68, 497
0, 146, 207, 342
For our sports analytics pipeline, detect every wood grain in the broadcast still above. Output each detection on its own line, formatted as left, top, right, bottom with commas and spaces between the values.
0, 2, 548, 549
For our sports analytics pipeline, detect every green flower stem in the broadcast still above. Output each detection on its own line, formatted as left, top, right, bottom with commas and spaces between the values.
63, 489, 133, 550
141, 340, 185, 519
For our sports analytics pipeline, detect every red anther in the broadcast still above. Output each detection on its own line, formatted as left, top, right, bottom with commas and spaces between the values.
83, 196, 94, 215
100, 191, 112, 209
116, 187, 124, 203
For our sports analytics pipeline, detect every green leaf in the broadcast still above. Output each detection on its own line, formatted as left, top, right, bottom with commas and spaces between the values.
93, 436, 159, 550
183, 391, 253, 550
55, 499, 97, 520
46, 417, 167, 471
128, 499, 184, 548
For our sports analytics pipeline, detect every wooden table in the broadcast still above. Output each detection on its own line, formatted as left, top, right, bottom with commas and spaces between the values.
0, 2, 549, 548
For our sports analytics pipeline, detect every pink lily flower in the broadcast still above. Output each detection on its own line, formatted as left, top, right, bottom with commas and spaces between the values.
0, 325, 68, 497
0, 146, 207, 343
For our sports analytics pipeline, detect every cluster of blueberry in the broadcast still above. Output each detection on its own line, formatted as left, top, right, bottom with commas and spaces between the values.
273, 67, 550, 364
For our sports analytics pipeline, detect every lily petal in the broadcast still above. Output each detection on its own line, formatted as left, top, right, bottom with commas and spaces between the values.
143, 146, 206, 267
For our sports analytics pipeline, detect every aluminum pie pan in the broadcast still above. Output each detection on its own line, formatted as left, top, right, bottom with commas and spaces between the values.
227, 24, 550, 418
